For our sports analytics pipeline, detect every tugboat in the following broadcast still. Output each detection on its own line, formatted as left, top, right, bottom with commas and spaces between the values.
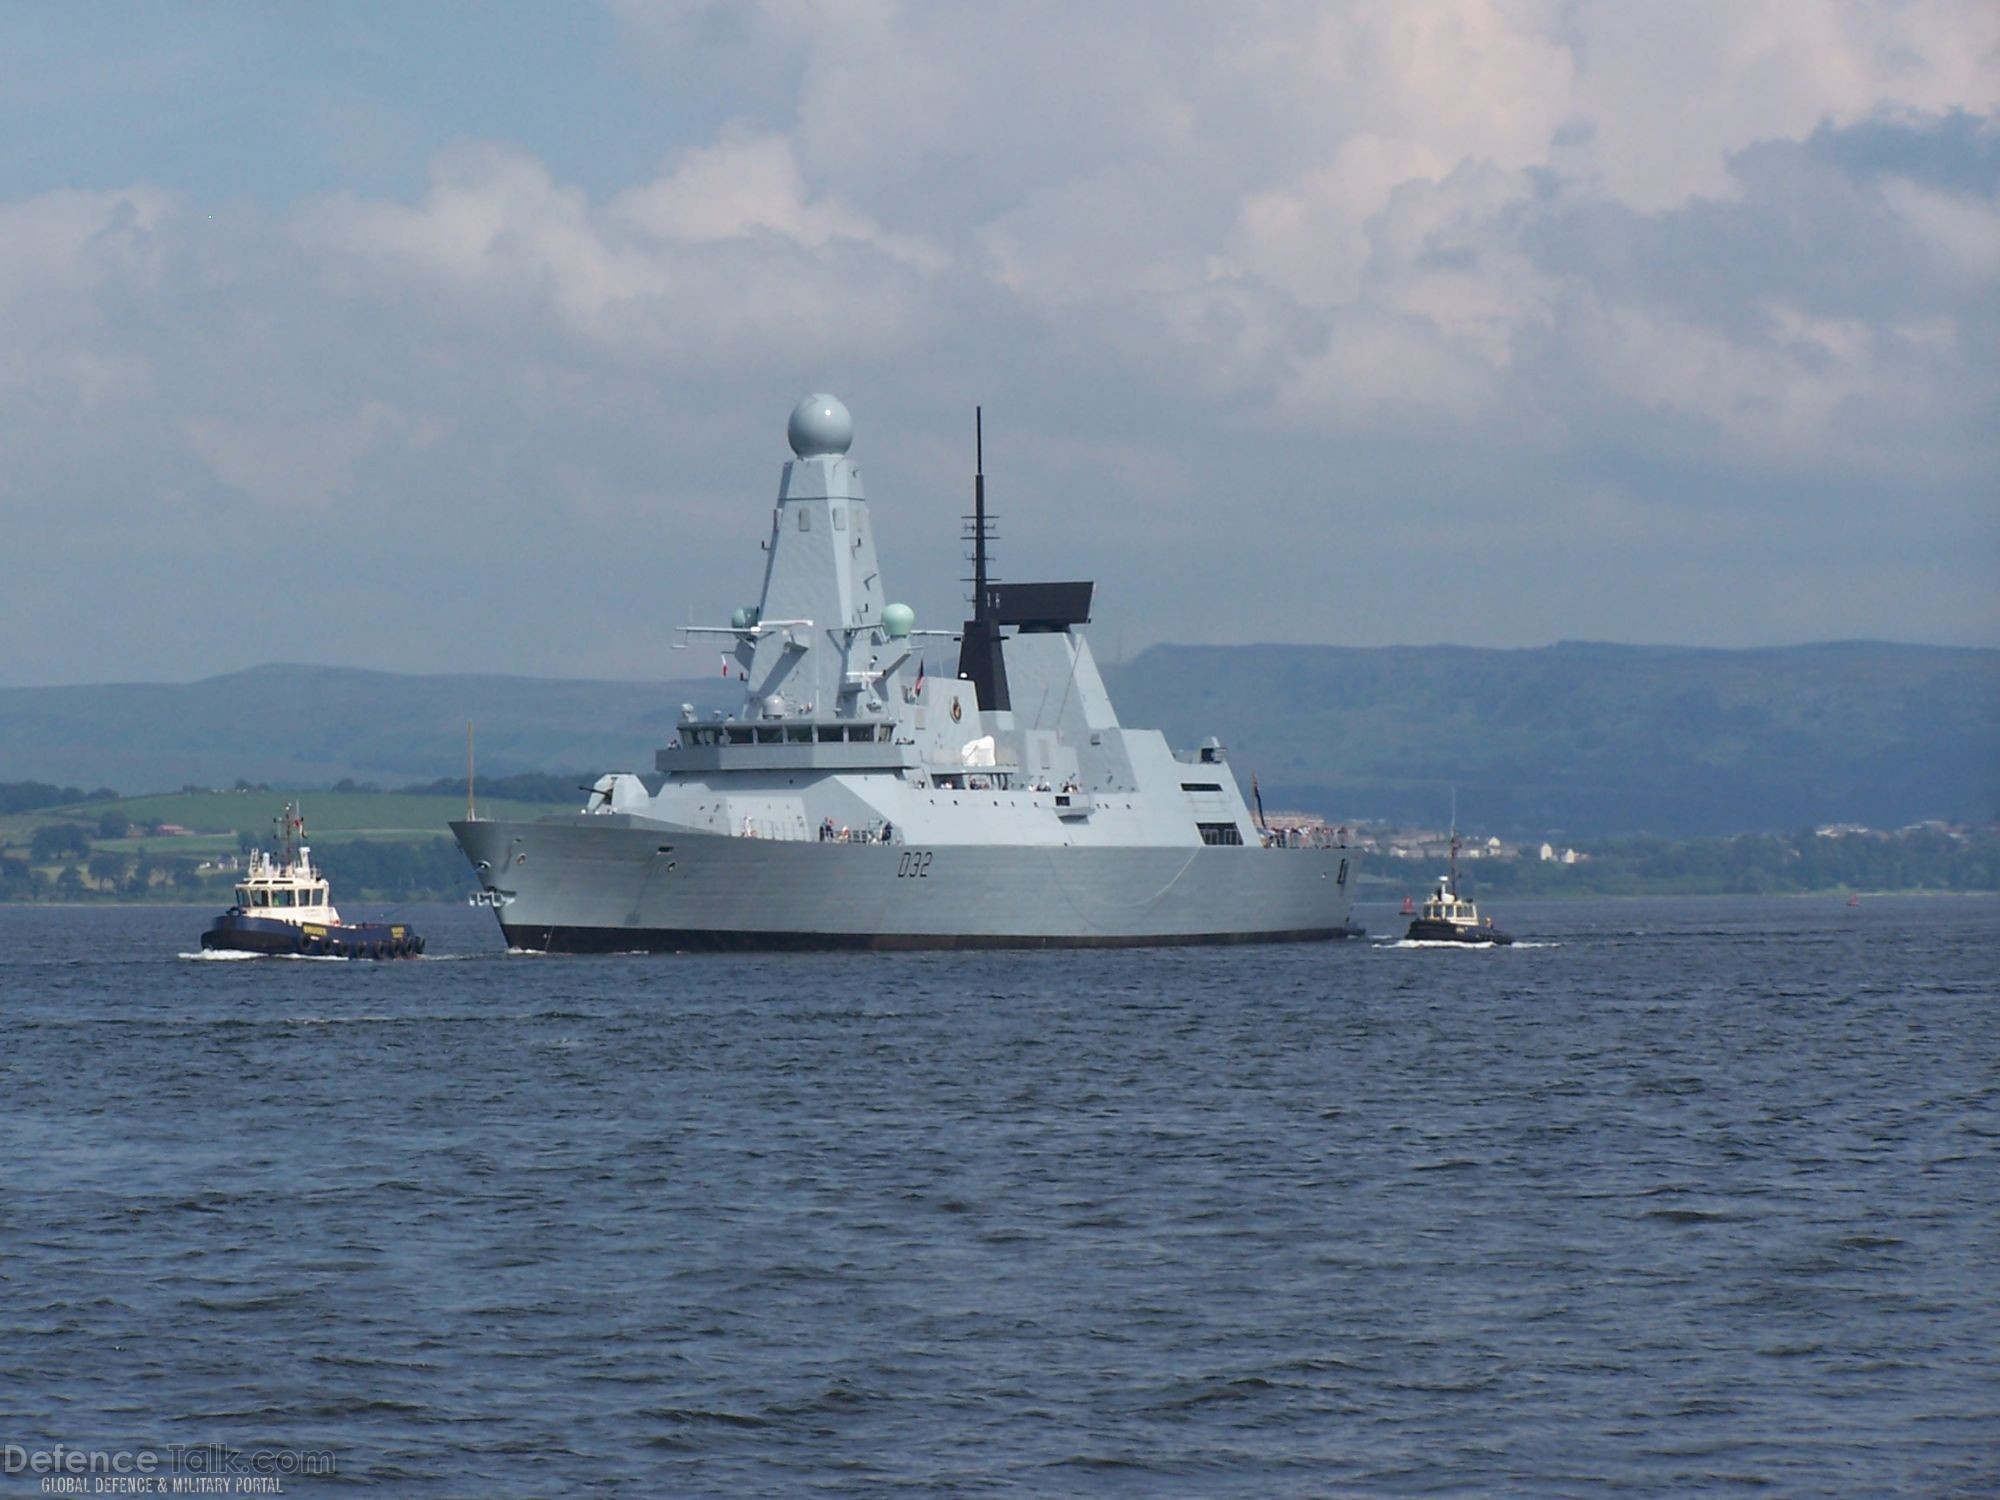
1405, 830, 1512, 945
200, 804, 423, 959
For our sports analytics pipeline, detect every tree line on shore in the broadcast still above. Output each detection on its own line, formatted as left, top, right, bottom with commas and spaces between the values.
1436, 826, 2000, 899
0, 835, 472, 904
0, 780, 119, 815
0, 774, 582, 903
1, 771, 581, 817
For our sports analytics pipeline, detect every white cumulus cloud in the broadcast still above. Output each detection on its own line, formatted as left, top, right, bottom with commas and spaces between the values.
0, 0, 1994, 683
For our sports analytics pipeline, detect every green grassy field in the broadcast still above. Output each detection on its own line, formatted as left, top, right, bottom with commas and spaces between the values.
0, 789, 577, 899
1, 788, 573, 843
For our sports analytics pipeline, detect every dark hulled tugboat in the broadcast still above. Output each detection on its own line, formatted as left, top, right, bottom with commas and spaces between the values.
1405, 830, 1513, 946
200, 804, 423, 959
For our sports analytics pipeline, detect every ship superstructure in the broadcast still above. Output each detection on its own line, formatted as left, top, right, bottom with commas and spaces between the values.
454, 395, 1352, 950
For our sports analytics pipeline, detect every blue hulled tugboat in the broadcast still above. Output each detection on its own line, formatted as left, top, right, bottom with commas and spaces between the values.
200, 804, 423, 959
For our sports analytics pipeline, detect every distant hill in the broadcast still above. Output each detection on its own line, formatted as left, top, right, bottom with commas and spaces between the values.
0, 664, 737, 793
1101, 640, 1998, 835
1, 642, 1992, 837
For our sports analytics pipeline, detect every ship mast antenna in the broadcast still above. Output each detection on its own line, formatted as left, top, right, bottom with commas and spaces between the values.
1448, 784, 1459, 889
467, 720, 476, 822
973, 405, 988, 611
956, 404, 1011, 711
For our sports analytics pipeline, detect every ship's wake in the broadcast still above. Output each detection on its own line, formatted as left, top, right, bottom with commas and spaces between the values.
1384, 938, 1560, 950
177, 949, 398, 962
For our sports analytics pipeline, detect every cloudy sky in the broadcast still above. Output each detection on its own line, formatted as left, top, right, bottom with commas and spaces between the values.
2, 0, 1995, 686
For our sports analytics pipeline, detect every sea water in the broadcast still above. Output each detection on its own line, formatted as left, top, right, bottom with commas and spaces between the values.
3, 896, 1995, 1495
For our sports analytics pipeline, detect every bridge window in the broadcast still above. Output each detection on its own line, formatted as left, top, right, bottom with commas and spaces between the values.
1197, 822, 1244, 845
1181, 782, 1224, 793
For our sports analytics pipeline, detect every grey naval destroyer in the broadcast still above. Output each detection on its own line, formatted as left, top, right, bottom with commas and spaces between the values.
454, 395, 1353, 950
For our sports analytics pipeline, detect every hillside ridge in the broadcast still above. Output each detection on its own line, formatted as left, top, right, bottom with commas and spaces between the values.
3, 641, 1993, 836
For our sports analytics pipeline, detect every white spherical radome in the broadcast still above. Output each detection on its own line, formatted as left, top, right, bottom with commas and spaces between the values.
787, 393, 853, 458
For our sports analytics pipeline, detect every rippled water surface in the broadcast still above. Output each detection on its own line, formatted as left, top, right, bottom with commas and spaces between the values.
4, 896, 1997, 1495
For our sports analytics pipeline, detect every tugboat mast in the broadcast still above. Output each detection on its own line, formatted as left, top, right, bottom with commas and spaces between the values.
273, 802, 306, 870
1448, 784, 1459, 889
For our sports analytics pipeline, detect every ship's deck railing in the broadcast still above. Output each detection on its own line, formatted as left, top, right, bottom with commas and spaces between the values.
732, 815, 905, 844
925, 770, 1020, 790
1259, 824, 1346, 849
817, 821, 903, 845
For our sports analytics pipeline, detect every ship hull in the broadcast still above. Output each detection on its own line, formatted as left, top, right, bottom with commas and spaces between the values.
454, 817, 1353, 952
495, 922, 1344, 953
1404, 918, 1512, 945
201, 913, 424, 959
